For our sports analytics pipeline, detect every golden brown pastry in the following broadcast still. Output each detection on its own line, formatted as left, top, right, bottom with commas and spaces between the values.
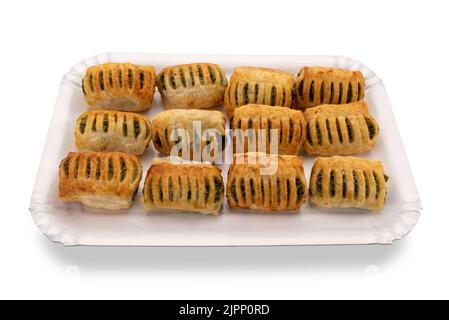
75, 110, 151, 155
224, 67, 294, 117
157, 63, 227, 109
230, 104, 306, 155
59, 152, 142, 210
141, 158, 224, 215
309, 156, 388, 211
226, 153, 307, 211
295, 66, 365, 109
151, 109, 226, 161
303, 101, 379, 155
82, 63, 156, 112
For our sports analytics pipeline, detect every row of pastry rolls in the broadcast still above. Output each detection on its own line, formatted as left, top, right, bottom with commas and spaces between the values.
58, 151, 388, 213
81, 63, 365, 113
226, 153, 388, 212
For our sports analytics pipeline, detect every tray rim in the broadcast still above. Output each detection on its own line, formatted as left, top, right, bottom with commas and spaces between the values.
29, 52, 422, 247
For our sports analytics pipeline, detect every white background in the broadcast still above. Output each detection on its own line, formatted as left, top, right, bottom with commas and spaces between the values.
0, 0, 446, 299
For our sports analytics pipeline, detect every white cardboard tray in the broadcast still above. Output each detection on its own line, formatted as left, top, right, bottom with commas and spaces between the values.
29, 53, 421, 246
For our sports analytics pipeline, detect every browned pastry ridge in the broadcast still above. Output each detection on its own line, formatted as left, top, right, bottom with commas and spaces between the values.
59, 152, 142, 210
224, 67, 294, 117
151, 109, 226, 161
141, 158, 224, 215
75, 110, 152, 156
157, 63, 228, 109
82, 63, 156, 112
304, 101, 379, 156
295, 66, 365, 109
309, 156, 388, 211
226, 153, 307, 211
230, 104, 306, 155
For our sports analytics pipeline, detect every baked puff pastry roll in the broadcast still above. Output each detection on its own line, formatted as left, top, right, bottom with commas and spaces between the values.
141, 158, 225, 215
75, 110, 151, 155
295, 67, 365, 109
309, 156, 388, 211
304, 101, 379, 156
224, 67, 294, 117
59, 152, 142, 210
151, 109, 226, 161
226, 153, 307, 211
156, 63, 228, 109
230, 104, 306, 155
82, 63, 156, 112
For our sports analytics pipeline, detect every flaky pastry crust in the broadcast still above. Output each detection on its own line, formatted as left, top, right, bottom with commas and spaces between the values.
303, 101, 379, 155
224, 67, 294, 117
295, 66, 365, 109
157, 63, 228, 109
309, 156, 388, 211
141, 158, 224, 215
226, 152, 307, 211
59, 152, 142, 210
82, 63, 156, 112
230, 104, 306, 155
75, 110, 151, 155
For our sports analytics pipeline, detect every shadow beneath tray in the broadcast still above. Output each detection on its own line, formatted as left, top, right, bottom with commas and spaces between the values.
39, 234, 410, 273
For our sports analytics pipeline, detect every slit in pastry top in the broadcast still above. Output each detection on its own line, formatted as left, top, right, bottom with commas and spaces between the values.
230, 104, 306, 155
303, 101, 378, 156
309, 156, 388, 211
224, 67, 295, 117
295, 66, 365, 109
58, 151, 142, 210
141, 157, 224, 215
226, 152, 307, 211
156, 63, 228, 110
82, 63, 156, 112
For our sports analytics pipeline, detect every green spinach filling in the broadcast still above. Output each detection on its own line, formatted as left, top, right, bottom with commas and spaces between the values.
330, 170, 335, 197
297, 80, 304, 99
107, 158, 113, 180
158, 178, 163, 201
214, 176, 222, 203
73, 156, 79, 179
243, 82, 249, 105
296, 178, 303, 204
95, 158, 101, 180
99, 71, 104, 90
128, 69, 133, 89
345, 118, 353, 142
103, 114, 109, 133
316, 171, 323, 196
207, 66, 216, 84
120, 158, 126, 182
198, 66, 205, 85
347, 82, 353, 103
79, 116, 87, 134
270, 86, 276, 106
326, 119, 332, 144
249, 178, 256, 204
134, 118, 140, 138
86, 157, 90, 179
168, 176, 174, 201
288, 119, 294, 144
139, 71, 145, 90
338, 82, 343, 104
204, 178, 210, 203
365, 117, 376, 139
